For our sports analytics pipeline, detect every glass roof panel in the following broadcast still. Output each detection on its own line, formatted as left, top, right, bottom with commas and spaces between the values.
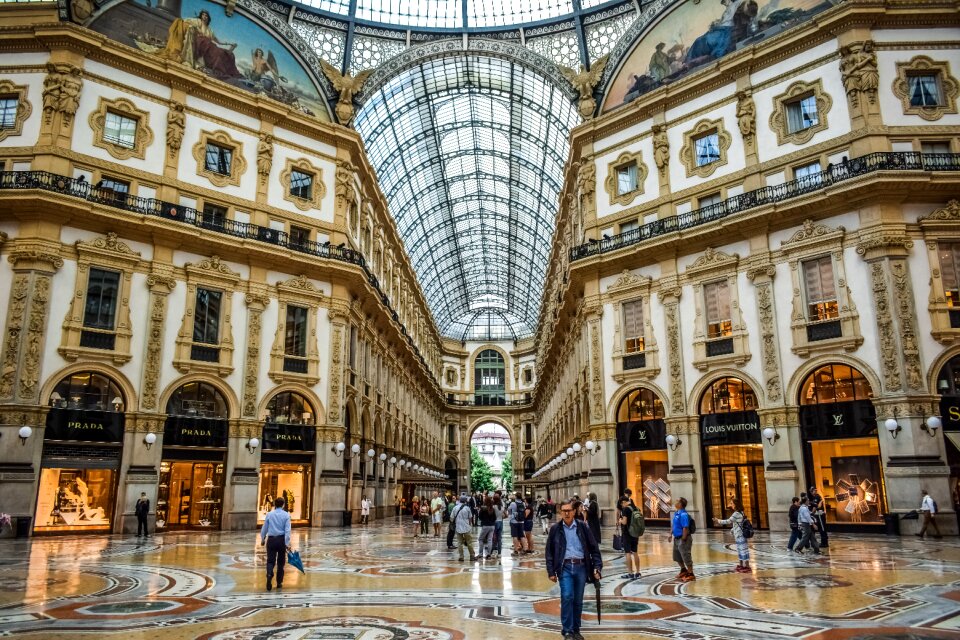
355, 54, 580, 341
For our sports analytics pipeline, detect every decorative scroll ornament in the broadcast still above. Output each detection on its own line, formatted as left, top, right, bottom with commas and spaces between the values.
918, 199, 960, 222
559, 55, 609, 120
320, 61, 374, 125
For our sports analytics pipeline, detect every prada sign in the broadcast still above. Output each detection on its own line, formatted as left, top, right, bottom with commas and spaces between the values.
939, 396, 960, 432
799, 400, 877, 440
163, 416, 228, 448
699, 411, 761, 446
262, 422, 316, 451
617, 419, 666, 451
45, 409, 124, 443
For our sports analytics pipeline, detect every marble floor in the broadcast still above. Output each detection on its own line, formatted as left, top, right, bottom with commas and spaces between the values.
2, 520, 959, 639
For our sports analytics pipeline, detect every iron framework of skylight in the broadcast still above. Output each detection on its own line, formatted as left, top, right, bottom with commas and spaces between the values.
354, 54, 581, 342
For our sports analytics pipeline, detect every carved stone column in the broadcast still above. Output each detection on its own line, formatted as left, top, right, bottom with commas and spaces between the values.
140, 270, 176, 412
118, 413, 164, 534
315, 299, 350, 526
222, 418, 261, 530
241, 290, 270, 419
0, 246, 63, 404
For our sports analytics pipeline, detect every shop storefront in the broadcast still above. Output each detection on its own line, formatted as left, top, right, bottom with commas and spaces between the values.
156, 382, 229, 530
258, 391, 316, 526
798, 364, 886, 530
936, 355, 960, 520
699, 377, 768, 529
35, 372, 126, 534
616, 387, 670, 524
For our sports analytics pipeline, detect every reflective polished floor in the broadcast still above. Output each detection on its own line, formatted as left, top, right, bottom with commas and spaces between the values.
3, 519, 959, 639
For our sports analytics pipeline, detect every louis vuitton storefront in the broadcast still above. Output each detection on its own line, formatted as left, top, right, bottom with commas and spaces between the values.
616, 388, 671, 525
156, 381, 229, 530
34, 371, 126, 534
258, 391, 316, 526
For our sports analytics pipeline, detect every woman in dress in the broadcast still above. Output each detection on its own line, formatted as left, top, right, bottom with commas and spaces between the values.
411, 497, 421, 539
161, 10, 240, 79
714, 497, 751, 573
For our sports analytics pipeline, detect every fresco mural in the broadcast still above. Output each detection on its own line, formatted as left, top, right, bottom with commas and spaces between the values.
603, 0, 839, 111
90, 0, 329, 119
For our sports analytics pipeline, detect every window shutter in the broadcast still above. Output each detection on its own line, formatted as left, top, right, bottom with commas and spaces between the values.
623, 300, 643, 339
941, 243, 960, 291
803, 259, 823, 303
704, 281, 729, 323
818, 258, 836, 300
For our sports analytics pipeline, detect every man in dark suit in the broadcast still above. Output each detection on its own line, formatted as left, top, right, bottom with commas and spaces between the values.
546, 498, 603, 639
135, 492, 150, 537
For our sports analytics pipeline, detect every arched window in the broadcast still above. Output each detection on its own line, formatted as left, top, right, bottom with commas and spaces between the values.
523, 457, 535, 480
50, 371, 124, 411
474, 349, 505, 405
700, 377, 757, 414
617, 388, 665, 422
936, 354, 960, 396
800, 364, 872, 405
265, 391, 315, 425
165, 381, 228, 419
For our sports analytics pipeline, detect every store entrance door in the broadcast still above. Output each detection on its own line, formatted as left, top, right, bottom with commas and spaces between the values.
704, 444, 768, 529
157, 460, 224, 529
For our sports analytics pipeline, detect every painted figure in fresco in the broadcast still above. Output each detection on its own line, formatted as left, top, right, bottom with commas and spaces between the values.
648, 42, 670, 83
685, 0, 758, 66
250, 48, 284, 92
161, 9, 241, 80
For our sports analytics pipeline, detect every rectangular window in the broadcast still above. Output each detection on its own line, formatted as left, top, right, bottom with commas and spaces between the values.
939, 243, 960, 307
622, 299, 645, 354
95, 177, 130, 203
290, 170, 313, 200
524, 423, 532, 447
205, 143, 233, 176
193, 288, 222, 345
289, 225, 309, 249
616, 163, 638, 195
103, 111, 137, 149
704, 280, 732, 338
619, 219, 639, 234
83, 268, 120, 330
786, 94, 819, 133
698, 192, 722, 208
909, 74, 942, 107
921, 141, 951, 154
795, 161, 822, 186
284, 305, 308, 357
202, 203, 226, 230
802, 256, 839, 321
0, 97, 17, 129
447, 423, 456, 446
694, 132, 721, 167
523, 368, 533, 384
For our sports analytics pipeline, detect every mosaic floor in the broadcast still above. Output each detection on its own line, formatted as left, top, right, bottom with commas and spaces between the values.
2, 520, 959, 639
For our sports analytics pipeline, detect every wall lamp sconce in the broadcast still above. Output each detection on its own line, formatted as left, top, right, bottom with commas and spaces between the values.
665, 433, 682, 451
379, 452, 387, 464
560, 452, 568, 462
405, 461, 413, 469
366, 448, 376, 459
144, 432, 157, 450
18, 425, 32, 446
884, 417, 901, 439
921, 416, 942, 438
565, 446, 574, 458
585, 440, 602, 455
112, 396, 124, 412
389, 456, 397, 467
247, 437, 260, 454
761, 427, 780, 446
351, 443, 361, 457
332, 442, 347, 456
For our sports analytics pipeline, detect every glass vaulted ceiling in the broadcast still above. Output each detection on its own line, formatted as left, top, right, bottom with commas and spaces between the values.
354, 55, 580, 342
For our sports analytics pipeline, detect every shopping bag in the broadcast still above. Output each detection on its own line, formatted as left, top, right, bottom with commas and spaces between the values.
287, 549, 305, 574
612, 533, 623, 552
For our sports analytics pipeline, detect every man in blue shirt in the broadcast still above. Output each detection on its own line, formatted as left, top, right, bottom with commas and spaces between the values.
546, 499, 603, 639
260, 496, 292, 591
671, 497, 695, 582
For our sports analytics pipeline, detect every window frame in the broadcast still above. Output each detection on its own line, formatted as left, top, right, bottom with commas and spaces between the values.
269, 275, 324, 385
89, 96, 153, 161
103, 110, 138, 150
769, 79, 832, 146
604, 151, 647, 207
893, 56, 959, 121
193, 130, 246, 187
604, 270, 660, 382
919, 202, 960, 342
680, 118, 732, 179
685, 248, 751, 370
281, 158, 327, 211
173, 255, 241, 377
800, 254, 840, 322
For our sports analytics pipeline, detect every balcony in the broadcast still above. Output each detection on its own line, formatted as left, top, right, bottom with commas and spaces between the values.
0, 170, 437, 386
282, 356, 308, 373
79, 329, 116, 350
445, 395, 533, 407
570, 152, 960, 262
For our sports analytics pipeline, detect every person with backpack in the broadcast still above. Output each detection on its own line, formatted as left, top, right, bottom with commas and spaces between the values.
617, 496, 643, 579
786, 497, 801, 551
671, 497, 695, 582
917, 488, 943, 539
478, 496, 498, 559
713, 497, 752, 573
452, 495, 477, 562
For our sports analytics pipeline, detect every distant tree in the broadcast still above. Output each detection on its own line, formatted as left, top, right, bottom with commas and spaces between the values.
470, 445, 495, 493
501, 454, 514, 492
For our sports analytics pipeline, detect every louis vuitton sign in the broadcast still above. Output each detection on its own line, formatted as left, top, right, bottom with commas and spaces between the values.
699, 411, 761, 446
799, 400, 877, 440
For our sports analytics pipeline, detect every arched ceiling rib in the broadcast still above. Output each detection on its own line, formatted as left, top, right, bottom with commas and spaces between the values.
354, 54, 581, 342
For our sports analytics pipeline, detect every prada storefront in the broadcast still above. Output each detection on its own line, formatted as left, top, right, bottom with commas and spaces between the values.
156, 382, 229, 530
258, 391, 315, 526
616, 388, 671, 525
936, 354, 960, 515
35, 371, 126, 534
799, 364, 885, 530
699, 377, 768, 529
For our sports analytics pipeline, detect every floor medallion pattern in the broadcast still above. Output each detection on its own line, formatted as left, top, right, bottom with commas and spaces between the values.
2, 521, 959, 639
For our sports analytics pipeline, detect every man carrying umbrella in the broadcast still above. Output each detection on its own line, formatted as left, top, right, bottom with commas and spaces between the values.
546, 498, 603, 639
260, 496, 291, 591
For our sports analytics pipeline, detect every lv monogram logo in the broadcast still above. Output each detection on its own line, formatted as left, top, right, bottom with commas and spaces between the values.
831, 414, 844, 426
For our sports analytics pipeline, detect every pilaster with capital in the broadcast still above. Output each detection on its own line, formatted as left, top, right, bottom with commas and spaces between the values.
746, 263, 783, 405
659, 282, 686, 415
242, 290, 270, 418
140, 271, 177, 411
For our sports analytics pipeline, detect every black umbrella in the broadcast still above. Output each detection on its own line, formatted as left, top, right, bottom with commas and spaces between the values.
593, 574, 602, 624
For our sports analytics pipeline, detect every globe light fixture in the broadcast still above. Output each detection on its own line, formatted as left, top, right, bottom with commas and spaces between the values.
144, 432, 157, 450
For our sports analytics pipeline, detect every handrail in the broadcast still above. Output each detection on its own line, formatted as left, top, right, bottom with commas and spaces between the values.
570, 151, 960, 262
0, 170, 438, 384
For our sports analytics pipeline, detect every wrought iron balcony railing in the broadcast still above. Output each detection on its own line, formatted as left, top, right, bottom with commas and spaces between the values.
0, 170, 438, 384
570, 152, 960, 262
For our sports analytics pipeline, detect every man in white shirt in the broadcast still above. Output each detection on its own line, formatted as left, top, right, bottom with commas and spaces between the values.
795, 496, 821, 554
260, 496, 292, 590
361, 496, 371, 524
452, 495, 477, 562
917, 489, 943, 539
431, 490, 444, 537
